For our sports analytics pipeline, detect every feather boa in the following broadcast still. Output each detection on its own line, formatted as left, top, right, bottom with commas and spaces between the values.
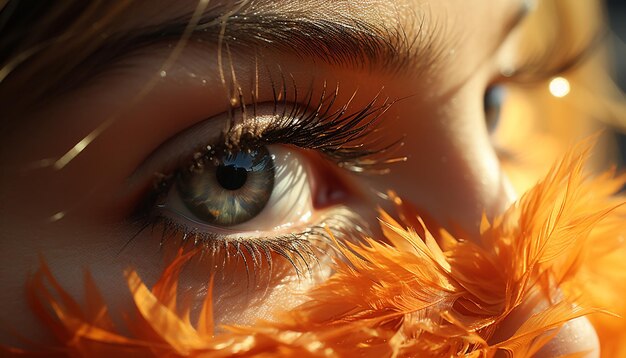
3, 141, 626, 357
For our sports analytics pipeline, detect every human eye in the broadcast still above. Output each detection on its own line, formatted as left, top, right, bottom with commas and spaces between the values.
124, 80, 397, 277
165, 144, 295, 229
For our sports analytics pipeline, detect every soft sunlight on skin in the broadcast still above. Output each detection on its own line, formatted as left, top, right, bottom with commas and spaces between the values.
0, 0, 615, 356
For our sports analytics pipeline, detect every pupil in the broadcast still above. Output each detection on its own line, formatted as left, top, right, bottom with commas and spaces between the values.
216, 165, 248, 190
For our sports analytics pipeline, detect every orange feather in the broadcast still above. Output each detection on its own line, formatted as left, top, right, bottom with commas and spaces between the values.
4, 141, 626, 357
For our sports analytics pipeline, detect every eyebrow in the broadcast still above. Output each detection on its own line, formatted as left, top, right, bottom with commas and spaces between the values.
89, 8, 424, 77
38, 1, 530, 98
200, 13, 419, 73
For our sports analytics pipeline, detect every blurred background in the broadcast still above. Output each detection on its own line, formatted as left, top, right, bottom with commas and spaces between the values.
606, 0, 626, 165
607, 0, 625, 91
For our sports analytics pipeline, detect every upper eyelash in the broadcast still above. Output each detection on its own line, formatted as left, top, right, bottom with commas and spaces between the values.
144, 80, 404, 207
221, 78, 403, 173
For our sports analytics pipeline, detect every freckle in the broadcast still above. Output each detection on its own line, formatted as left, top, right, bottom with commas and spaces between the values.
159, 70, 167, 78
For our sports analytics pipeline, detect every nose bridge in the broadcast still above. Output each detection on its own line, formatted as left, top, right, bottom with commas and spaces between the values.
384, 82, 515, 238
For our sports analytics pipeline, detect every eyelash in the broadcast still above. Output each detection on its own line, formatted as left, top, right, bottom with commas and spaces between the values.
151, 214, 326, 277
129, 80, 400, 276
224, 79, 401, 172
501, 27, 606, 83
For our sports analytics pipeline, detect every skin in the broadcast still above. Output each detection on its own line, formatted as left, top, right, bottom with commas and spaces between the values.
0, 0, 600, 355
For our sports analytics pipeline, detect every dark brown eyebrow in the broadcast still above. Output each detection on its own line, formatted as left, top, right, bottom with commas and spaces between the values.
200, 13, 421, 72
26, 7, 423, 101
85, 10, 426, 77
71, 0, 532, 84
189, 1, 529, 73
0, 0, 530, 111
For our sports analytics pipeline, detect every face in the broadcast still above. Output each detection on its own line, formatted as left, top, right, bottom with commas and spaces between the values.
0, 0, 601, 355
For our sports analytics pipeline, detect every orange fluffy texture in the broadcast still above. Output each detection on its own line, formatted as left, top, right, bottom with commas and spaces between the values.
3, 142, 626, 357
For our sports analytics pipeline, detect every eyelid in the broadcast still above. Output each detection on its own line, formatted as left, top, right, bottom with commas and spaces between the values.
128, 110, 261, 187
128, 91, 395, 190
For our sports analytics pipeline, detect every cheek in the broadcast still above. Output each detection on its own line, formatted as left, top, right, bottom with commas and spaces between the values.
0, 213, 338, 347
181, 256, 328, 329
0, 223, 158, 346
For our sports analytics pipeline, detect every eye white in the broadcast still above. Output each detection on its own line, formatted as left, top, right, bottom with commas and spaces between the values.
161, 145, 314, 237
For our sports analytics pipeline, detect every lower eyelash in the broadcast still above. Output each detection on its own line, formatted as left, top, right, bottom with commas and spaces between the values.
143, 207, 369, 280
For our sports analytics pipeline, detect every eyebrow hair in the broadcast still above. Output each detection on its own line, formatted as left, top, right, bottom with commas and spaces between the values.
1, 0, 530, 108
29, 8, 412, 99
80, 0, 533, 85
88, 9, 425, 77
202, 13, 419, 72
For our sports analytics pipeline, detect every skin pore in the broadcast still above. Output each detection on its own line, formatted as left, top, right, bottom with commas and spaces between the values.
0, 0, 601, 356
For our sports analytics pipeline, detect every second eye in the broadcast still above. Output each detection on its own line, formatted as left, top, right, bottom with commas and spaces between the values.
484, 85, 506, 133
